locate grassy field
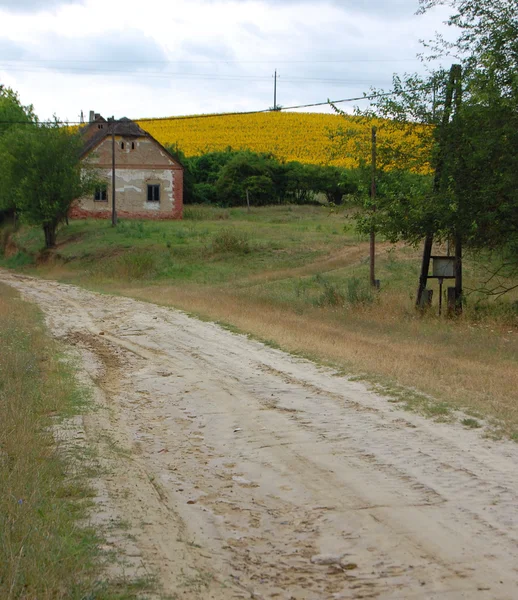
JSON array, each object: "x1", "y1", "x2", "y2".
[
  {"x1": 0, "y1": 284, "x2": 156, "y2": 599},
  {"x1": 2, "y1": 205, "x2": 518, "y2": 439}
]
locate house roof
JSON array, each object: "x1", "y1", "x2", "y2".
[{"x1": 80, "y1": 115, "x2": 183, "y2": 169}]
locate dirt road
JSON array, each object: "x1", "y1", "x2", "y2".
[{"x1": 3, "y1": 272, "x2": 518, "y2": 599}]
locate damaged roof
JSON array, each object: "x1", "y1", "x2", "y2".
[{"x1": 80, "y1": 116, "x2": 170, "y2": 160}]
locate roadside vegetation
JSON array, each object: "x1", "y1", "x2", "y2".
[
  {"x1": 0, "y1": 283, "x2": 97, "y2": 598},
  {"x1": 2, "y1": 206, "x2": 517, "y2": 439},
  {"x1": 0, "y1": 283, "x2": 155, "y2": 599}
]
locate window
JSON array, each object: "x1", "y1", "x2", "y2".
[
  {"x1": 147, "y1": 184, "x2": 160, "y2": 202},
  {"x1": 97, "y1": 124, "x2": 103, "y2": 129},
  {"x1": 121, "y1": 142, "x2": 125, "y2": 149},
  {"x1": 94, "y1": 185, "x2": 107, "y2": 201},
  {"x1": 131, "y1": 142, "x2": 135, "y2": 150}
]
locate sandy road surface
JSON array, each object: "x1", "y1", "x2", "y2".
[{"x1": 2, "y1": 272, "x2": 518, "y2": 599}]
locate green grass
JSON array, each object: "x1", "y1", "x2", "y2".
[
  {"x1": 0, "y1": 284, "x2": 156, "y2": 599},
  {"x1": 2, "y1": 204, "x2": 518, "y2": 438}
]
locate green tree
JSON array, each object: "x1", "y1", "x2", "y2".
[
  {"x1": 0, "y1": 124, "x2": 97, "y2": 248},
  {"x1": 0, "y1": 86, "x2": 35, "y2": 137},
  {"x1": 336, "y1": 0, "x2": 518, "y2": 266},
  {"x1": 0, "y1": 87, "x2": 36, "y2": 216}
]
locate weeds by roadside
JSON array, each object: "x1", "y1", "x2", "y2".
[
  {"x1": 0, "y1": 283, "x2": 99, "y2": 598},
  {"x1": 0, "y1": 284, "x2": 155, "y2": 599}
]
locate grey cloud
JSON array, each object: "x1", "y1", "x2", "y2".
[
  {"x1": 0, "y1": 0, "x2": 83, "y2": 13},
  {"x1": 0, "y1": 38, "x2": 29, "y2": 60},
  {"x1": 180, "y1": 40, "x2": 236, "y2": 62},
  {"x1": 203, "y1": 0, "x2": 419, "y2": 18},
  {"x1": 24, "y1": 31, "x2": 169, "y2": 73},
  {"x1": 1, "y1": 31, "x2": 172, "y2": 94}
]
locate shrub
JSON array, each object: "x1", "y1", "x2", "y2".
[
  {"x1": 4, "y1": 251, "x2": 34, "y2": 268},
  {"x1": 314, "y1": 275, "x2": 346, "y2": 307},
  {"x1": 346, "y1": 276, "x2": 375, "y2": 306},
  {"x1": 210, "y1": 228, "x2": 251, "y2": 254},
  {"x1": 314, "y1": 274, "x2": 375, "y2": 308}
]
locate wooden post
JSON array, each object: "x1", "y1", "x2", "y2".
[
  {"x1": 246, "y1": 189, "x2": 251, "y2": 213},
  {"x1": 455, "y1": 233, "x2": 463, "y2": 315},
  {"x1": 110, "y1": 117, "x2": 117, "y2": 227},
  {"x1": 416, "y1": 234, "x2": 434, "y2": 308},
  {"x1": 370, "y1": 125, "x2": 377, "y2": 287},
  {"x1": 415, "y1": 65, "x2": 462, "y2": 308}
]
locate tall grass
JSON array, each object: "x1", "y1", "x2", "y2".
[{"x1": 0, "y1": 284, "x2": 97, "y2": 599}]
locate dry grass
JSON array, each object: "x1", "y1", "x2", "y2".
[
  {"x1": 122, "y1": 283, "x2": 518, "y2": 437},
  {"x1": 0, "y1": 284, "x2": 156, "y2": 599},
  {"x1": 0, "y1": 284, "x2": 101, "y2": 599}
]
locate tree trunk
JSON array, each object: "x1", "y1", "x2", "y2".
[{"x1": 43, "y1": 223, "x2": 57, "y2": 249}]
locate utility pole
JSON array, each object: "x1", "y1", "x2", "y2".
[
  {"x1": 416, "y1": 64, "x2": 461, "y2": 308},
  {"x1": 452, "y1": 66, "x2": 463, "y2": 315},
  {"x1": 110, "y1": 117, "x2": 117, "y2": 227},
  {"x1": 370, "y1": 126, "x2": 377, "y2": 287},
  {"x1": 273, "y1": 70, "x2": 278, "y2": 110}
]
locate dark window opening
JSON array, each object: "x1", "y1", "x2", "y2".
[
  {"x1": 131, "y1": 142, "x2": 135, "y2": 150},
  {"x1": 147, "y1": 184, "x2": 160, "y2": 202},
  {"x1": 97, "y1": 124, "x2": 103, "y2": 129},
  {"x1": 94, "y1": 185, "x2": 108, "y2": 201},
  {"x1": 121, "y1": 141, "x2": 125, "y2": 149}
]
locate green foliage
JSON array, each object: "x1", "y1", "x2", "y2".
[
  {"x1": 0, "y1": 122, "x2": 98, "y2": 248},
  {"x1": 173, "y1": 148, "x2": 358, "y2": 207},
  {"x1": 0, "y1": 87, "x2": 36, "y2": 215},
  {"x1": 3, "y1": 251, "x2": 35, "y2": 268},
  {"x1": 336, "y1": 0, "x2": 518, "y2": 297},
  {"x1": 0, "y1": 86, "x2": 35, "y2": 138}
]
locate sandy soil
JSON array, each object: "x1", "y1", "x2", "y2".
[{"x1": 2, "y1": 271, "x2": 518, "y2": 600}]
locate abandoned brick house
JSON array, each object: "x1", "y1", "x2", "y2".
[{"x1": 70, "y1": 112, "x2": 183, "y2": 220}]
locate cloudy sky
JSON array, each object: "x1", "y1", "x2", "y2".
[{"x1": 0, "y1": 0, "x2": 453, "y2": 122}]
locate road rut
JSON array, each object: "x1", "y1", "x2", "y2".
[{"x1": 2, "y1": 272, "x2": 518, "y2": 599}]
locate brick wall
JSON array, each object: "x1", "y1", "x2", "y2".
[{"x1": 74, "y1": 135, "x2": 184, "y2": 220}]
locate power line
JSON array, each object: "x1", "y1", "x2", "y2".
[
  {"x1": 0, "y1": 86, "x2": 430, "y2": 126},
  {"x1": 1, "y1": 58, "x2": 423, "y2": 65},
  {"x1": 0, "y1": 64, "x2": 393, "y2": 85}
]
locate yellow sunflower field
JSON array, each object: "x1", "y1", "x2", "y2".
[{"x1": 136, "y1": 111, "x2": 431, "y2": 172}]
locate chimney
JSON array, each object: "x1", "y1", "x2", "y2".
[{"x1": 89, "y1": 110, "x2": 95, "y2": 123}]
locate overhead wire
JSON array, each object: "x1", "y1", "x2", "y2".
[{"x1": 0, "y1": 85, "x2": 431, "y2": 126}]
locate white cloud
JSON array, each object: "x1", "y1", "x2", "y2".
[{"x1": 0, "y1": 0, "x2": 452, "y2": 121}]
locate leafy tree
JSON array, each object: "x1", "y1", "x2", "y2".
[
  {"x1": 164, "y1": 144, "x2": 195, "y2": 204},
  {"x1": 215, "y1": 151, "x2": 279, "y2": 206},
  {"x1": 332, "y1": 0, "x2": 518, "y2": 283},
  {"x1": 0, "y1": 87, "x2": 36, "y2": 216},
  {"x1": 0, "y1": 124, "x2": 98, "y2": 248},
  {"x1": 0, "y1": 86, "x2": 35, "y2": 137}
]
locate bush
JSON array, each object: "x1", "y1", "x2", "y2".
[
  {"x1": 314, "y1": 274, "x2": 346, "y2": 307},
  {"x1": 4, "y1": 251, "x2": 34, "y2": 268},
  {"x1": 210, "y1": 228, "x2": 251, "y2": 254},
  {"x1": 314, "y1": 274, "x2": 375, "y2": 308},
  {"x1": 346, "y1": 276, "x2": 375, "y2": 306}
]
